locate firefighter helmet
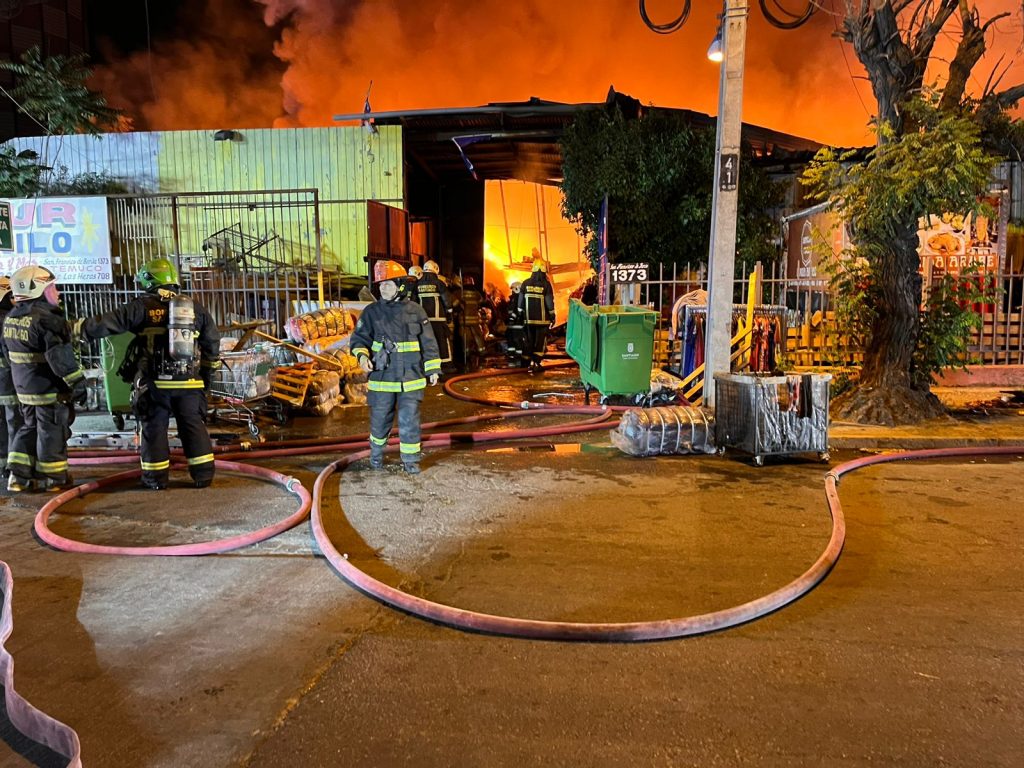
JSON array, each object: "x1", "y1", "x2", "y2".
[
  {"x1": 510, "y1": 280, "x2": 522, "y2": 292},
  {"x1": 373, "y1": 260, "x2": 407, "y2": 283},
  {"x1": 0, "y1": 276, "x2": 10, "y2": 302},
  {"x1": 408, "y1": 265, "x2": 424, "y2": 279},
  {"x1": 137, "y1": 258, "x2": 179, "y2": 291},
  {"x1": 11, "y1": 265, "x2": 56, "y2": 301},
  {"x1": 532, "y1": 258, "x2": 546, "y2": 273},
  {"x1": 423, "y1": 260, "x2": 440, "y2": 274}
]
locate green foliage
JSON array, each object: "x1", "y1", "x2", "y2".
[
  {"x1": 43, "y1": 167, "x2": 128, "y2": 195},
  {"x1": 0, "y1": 46, "x2": 126, "y2": 135},
  {"x1": 914, "y1": 269, "x2": 991, "y2": 387},
  {"x1": 803, "y1": 96, "x2": 997, "y2": 382},
  {"x1": 559, "y1": 107, "x2": 782, "y2": 269},
  {"x1": 0, "y1": 145, "x2": 46, "y2": 197}
]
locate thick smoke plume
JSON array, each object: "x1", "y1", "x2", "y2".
[{"x1": 96, "y1": 0, "x2": 1024, "y2": 148}]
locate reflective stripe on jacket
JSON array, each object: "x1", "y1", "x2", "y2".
[
  {"x1": 518, "y1": 272, "x2": 555, "y2": 325},
  {"x1": 0, "y1": 298, "x2": 83, "y2": 404},
  {"x1": 350, "y1": 298, "x2": 441, "y2": 392}
]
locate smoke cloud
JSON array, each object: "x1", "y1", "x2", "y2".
[{"x1": 95, "y1": 0, "x2": 1024, "y2": 148}]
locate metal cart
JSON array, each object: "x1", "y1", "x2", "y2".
[
  {"x1": 713, "y1": 372, "x2": 831, "y2": 465},
  {"x1": 208, "y1": 343, "x2": 283, "y2": 437}
]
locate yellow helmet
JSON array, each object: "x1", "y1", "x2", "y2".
[{"x1": 532, "y1": 258, "x2": 546, "y2": 273}]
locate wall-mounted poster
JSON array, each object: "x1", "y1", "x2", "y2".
[
  {"x1": 918, "y1": 191, "x2": 1008, "y2": 279},
  {"x1": 0, "y1": 196, "x2": 112, "y2": 284}
]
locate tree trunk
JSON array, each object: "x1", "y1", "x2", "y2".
[{"x1": 831, "y1": 222, "x2": 946, "y2": 425}]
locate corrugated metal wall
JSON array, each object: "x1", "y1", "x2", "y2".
[{"x1": 5, "y1": 126, "x2": 404, "y2": 275}]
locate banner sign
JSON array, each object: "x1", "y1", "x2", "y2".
[
  {"x1": 609, "y1": 262, "x2": 649, "y2": 283},
  {"x1": 918, "y1": 192, "x2": 1008, "y2": 279},
  {"x1": 785, "y1": 208, "x2": 848, "y2": 286},
  {"x1": 0, "y1": 196, "x2": 112, "y2": 284}
]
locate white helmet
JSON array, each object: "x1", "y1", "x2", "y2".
[
  {"x1": 423, "y1": 260, "x2": 440, "y2": 274},
  {"x1": 409, "y1": 265, "x2": 424, "y2": 279},
  {"x1": 12, "y1": 265, "x2": 56, "y2": 301},
  {"x1": 510, "y1": 280, "x2": 522, "y2": 292}
]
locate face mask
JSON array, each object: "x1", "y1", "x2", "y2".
[{"x1": 379, "y1": 280, "x2": 399, "y2": 301}]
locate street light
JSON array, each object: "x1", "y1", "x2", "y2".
[
  {"x1": 706, "y1": 23, "x2": 724, "y2": 62},
  {"x1": 702, "y1": 0, "x2": 749, "y2": 409}
]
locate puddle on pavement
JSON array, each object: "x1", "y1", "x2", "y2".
[{"x1": 485, "y1": 442, "x2": 614, "y2": 455}]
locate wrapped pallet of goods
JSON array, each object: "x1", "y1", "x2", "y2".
[
  {"x1": 303, "y1": 370, "x2": 342, "y2": 416},
  {"x1": 286, "y1": 307, "x2": 357, "y2": 344}
]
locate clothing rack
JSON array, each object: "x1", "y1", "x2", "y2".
[{"x1": 677, "y1": 304, "x2": 788, "y2": 379}]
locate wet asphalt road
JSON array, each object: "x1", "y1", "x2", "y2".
[{"x1": 0, "y1": 368, "x2": 1022, "y2": 767}]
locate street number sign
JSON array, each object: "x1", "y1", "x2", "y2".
[
  {"x1": 719, "y1": 153, "x2": 738, "y2": 191},
  {"x1": 609, "y1": 262, "x2": 649, "y2": 283}
]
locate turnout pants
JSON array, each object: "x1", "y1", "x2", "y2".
[
  {"x1": 367, "y1": 389, "x2": 424, "y2": 466},
  {"x1": 430, "y1": 320, "x2": 452, "y2": 364},
  {"x1": 0, "y1": 403, "x2": 24, "y2": 476},
  {"x1": 140, "y1": 386, "x2": 215, "y2": 486},
  {"x1": 506, "y1": 325, "x2": 525, "y2": 363},
  {"x1": 524, "y1": 325, "x2": 548, "y2": 365},
  {"x1": 9, "y1": 402, "x2": 72, "y2": 486}
]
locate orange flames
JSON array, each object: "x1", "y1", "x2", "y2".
[{"x1": 95, "y1": 1, "x2": 1024, "y2": 148}]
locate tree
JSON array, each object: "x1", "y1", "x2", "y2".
[
  {"x1": 0, "y1": 46, "x2": 126, "y2": 135},
  {"x1": 559, "y1": 106, "x2": 782, "y2": 271},
  {"x1": 810, "y1": 2, "x2": 1023, "y2": 425},
  {"x1": 0, "y1": 46, "x2": 128, "y2": 196}
]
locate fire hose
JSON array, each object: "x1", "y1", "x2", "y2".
[{"x1": 6, "y1": 359, "x2": 1024, "y2": 764}]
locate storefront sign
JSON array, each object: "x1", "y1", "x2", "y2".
[
  {"x1": 0, "y1": 202, "x2": 11, "y2": 251},
  {"x1": 918, "y1": 192, "x2": 1008, "y2": 279},
  {"x1": 609, "y1": 262, "x2": 649, "y2": 283},
  {"x1": 0, "y1": 196, "x2": 112, "y2": 284},
  {"x1": 785, "y1": 209, "x2": 848, "y2": 286}
]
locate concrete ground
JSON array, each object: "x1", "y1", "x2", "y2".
[{"x1": 1, "y1": 369, "x2": 1022, "y2": 767}]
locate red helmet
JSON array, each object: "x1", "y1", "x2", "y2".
[{"x1": 373, "y1": 260, "x2": 407, "y2": 282}]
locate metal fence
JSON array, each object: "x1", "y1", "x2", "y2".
[
  {"x1": 63, "y1": 189, "x2": 327, "y2": 367},
  {"x1": 631, "y1": 260, "x2": 1024, "y2": 370}
]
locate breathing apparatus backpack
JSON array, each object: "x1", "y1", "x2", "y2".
[{"x1": 117, "y1": 289, "x2": 199, "y2": 383}]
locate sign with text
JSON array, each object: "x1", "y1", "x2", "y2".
[
  {"x1": 918, "y1": 192, "x2": 1008, "y2": 279},
  {"x1": 785, "y1": 208, "x2": 849, "y2": 286},
  {"x1": 609, "y1": 262, "x2": 649, "y2": 283},
  {"x1": 719, "y1": 153, "x2": 738, "y2": 191},
  {"x1": 0, "y1": 196, "x2": 112, "y2": 284},
  {"x1": 0, "y1": 202, "x2": 11, "y2": 251}
]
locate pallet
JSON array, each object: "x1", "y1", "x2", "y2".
[{"x1": 270, "y1": 363, "x2": 315, "y2": 407}]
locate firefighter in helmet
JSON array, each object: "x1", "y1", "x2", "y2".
[
  {"x1": 78, "y1": 258, "x2": 221, "y2": 490},
  {"x1": 505, "y1": 280, "x2": 525, "y2": 368},
  {"x1": 413, "y1": 260, "x2": 453, "y2": 370},
  {"x1": 517, "y1": 255, "x2": 555, "y2": 373},
  {"x1": 350, "y1": 260, "x2": 441, "y2": 474},
  {"x1": 460, "y1": 275, "x2": 486, "y2": 367},
  {"x1": 1, "y1": 266, "x2": 86, "y2": 492},
  {"x1": 0, "y1": 276, "x2": 25, "y2": 480}
]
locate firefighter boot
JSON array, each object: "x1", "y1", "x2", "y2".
[{"x1": 402, "y1": 461, "x2": 421, "y2": 475}]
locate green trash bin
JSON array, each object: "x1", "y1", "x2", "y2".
[
  {"x1": 99, "y1": 332, "x2": 135, "y2": 430},
  {"x1": 566, "y1": 299, "x2": 657, "y2": 399}
]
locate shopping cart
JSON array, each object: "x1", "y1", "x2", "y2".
[{"x1": 208, "y1": 343, "x2": 284, "y2": 437}]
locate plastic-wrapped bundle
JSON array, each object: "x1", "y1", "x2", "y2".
[
  {"x1": 285, "y1": 307, "x2": 357, "y2": 344},
  {"x1": 611, "y1": 405, "x2": 716, "y2": 457}
]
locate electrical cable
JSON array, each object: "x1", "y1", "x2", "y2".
[
  {"x1": 638, "y1": 0, "x2": 691, "y2": 34},
  {"x1": 760, "y1": 0, "x2": 815, "y2": 29}
]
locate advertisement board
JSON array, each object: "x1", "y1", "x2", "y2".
[
  {"x1": 0, "y1": 196, "x2": 113, "y2": 284},
  {"x1": 917, "y1": 192, "x2": 1008, "y2": 279},
  {"x1": 785, "y1": 208, "x2": 848, "y2": 285}
]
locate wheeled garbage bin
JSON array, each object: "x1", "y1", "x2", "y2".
[
  {"x1": 100, "y1": 332, "x2": 135, "y2": 430},
  {"x1": 566, "y1": 299, "x2": 658, "y2": 402},
  {"x1": 713, "y1": 372, "x2": 831, "y2": 465}
]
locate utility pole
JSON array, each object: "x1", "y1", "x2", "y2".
[{"x1": 702, "y1": 0, "x2": 749, "y2": 408}]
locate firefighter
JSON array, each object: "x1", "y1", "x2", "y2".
[
  {"x1": 505, "y1": 280, "x2": 525, "y2": 368},
  {"x1": 407, "y1": 265, "x2": 423, "y2": 301},
  {"x1": 351, "y1": 260, "x2": 441, "y2": 474},
  {"x1": 1, "y1": 266, "x2": 86, "y2": 492},
  {"x1": 78, "y1": 258, "x2": 221, "y2": 490},
  {"x1": 414, "y1": 260, "x2": 453, "y2": 369},
  {"x1": 0, "y1": 276, "x2": 24, "y2": 481},
  {"x1": 517, "y1": 257, "x2": 555, "y2": 373},
  {"x1": 460, "y1": 275, "x2": 486, "y2": 367}
]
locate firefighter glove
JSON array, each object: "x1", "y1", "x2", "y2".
[
  {"x1": 358, "y1": 354, "x2": 374, "y2": 373},
  {"x1": 428, "y1": 373, "x2": 439, "y2": 386},
  {"x1": 72, "y1": 378, "x2": 88, "y2": 406}
]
